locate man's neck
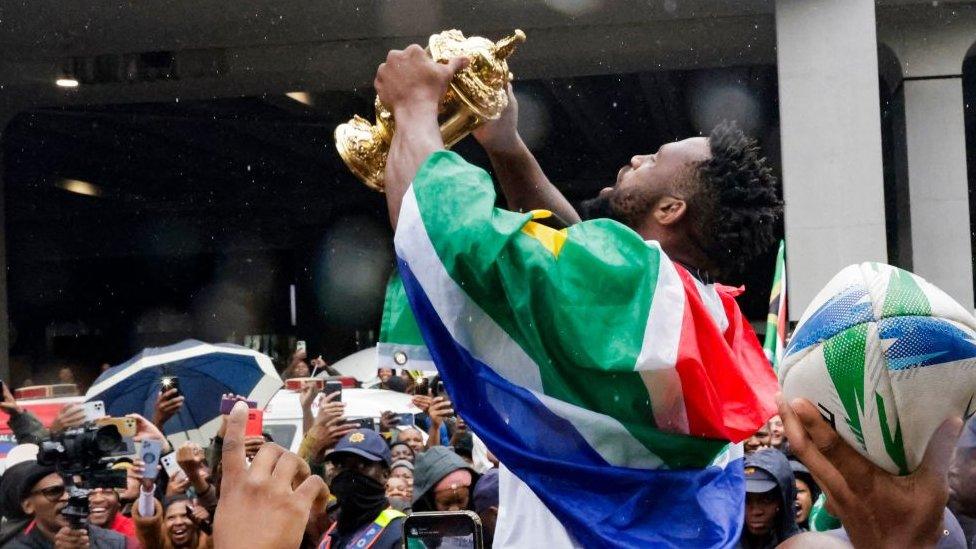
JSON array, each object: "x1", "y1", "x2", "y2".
[{"x1": 35, "y1": 520, "x2": 62, "y2": 542}]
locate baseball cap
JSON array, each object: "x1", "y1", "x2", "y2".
[
  {"x1": 744, "y1": 465, "x2": 778, "y2": 493},
  {"x1": 473, "y1": 468, "x2": 499, "y2": 513},
  {"x1": 326, "y1": 429, "x2": 392, "y2": 467}
]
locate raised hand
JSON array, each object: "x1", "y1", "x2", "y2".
[
  {"x1": 152, "y1": 388, "x2": 185, "y2": 428},
  {"x1": 127, "y1": 412, "x2": 172, "y2": 453},
  {"x1": 214, "y1": 402, "x2": 328, "y2": 549},
  {"x1": 428, "y1": 396, "x2": 454, "y2": 427},
  {"x1": 777, "y1": 394, "x2": 962, "y2": 548},
  {"x1": 0, "y1": 381, "x2": 22, "y2": 415},
  {"x1": 50, "y1": 403, "x2": 86, "y2": 433},
  {"x1": 374, "y1": 45, "x2": 469, "y2": 116}
]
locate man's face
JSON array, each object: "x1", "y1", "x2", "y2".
[
  {"x1": 745, "y1": 490, "x2": 780, "y2": 536},
  {"x1": 385, "y1": 476, "x2": 411, "y2": 500},
  {"x1": 600, "y1": 137, "x2": 710, "y2": 228},
  {"x1": 768, "y1": 415, "x2": 785, "y2": 448},
  {"x1": 331, "y1": 454, "x2": 388, "y2": 485},
  {"x1": 22, "y1": 473, "x2": 69, "y2": 532},
  {"x1": 391, "y1": 444, "x2": 414, "y2": 464},
  {"x1": 398, "y1": 429, "x2": 425, "y2": 454},
  {"x1": 164, "y1": 500, "x2": 197, "y2": 548},
  {"x1": 391, "y1": 465, "x2": 414, "y2": 485},
  {"x1": 745, "y1": 424, "x2": 771, "y2": 453},
  {"x1": 58, "y1": 368, "x2": 74, "y2": 383},
  {"x1": 88, "y1": 488, "x2": 121, "y2": 527},
  {"x1": 378, "y1": 368, "x2": 394, "y2": 382}
]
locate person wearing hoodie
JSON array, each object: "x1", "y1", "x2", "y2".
[
  {"x1": 411, "y1": 446, "x2": 479, "y2": 513},
  {"x1": 788, "y1": 459, "x2": 821, "y2": 532},
  {"x1": 737, "y1": 449, "x2": 800, "y2": 549}
]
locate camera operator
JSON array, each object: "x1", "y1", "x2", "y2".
[{"x1": 2, "y1": 457, "x2": 137, "y2": 548}]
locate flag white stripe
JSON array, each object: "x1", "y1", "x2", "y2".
[{"x1": 395, "y1": 185, "x2": 665, "y2": 469}]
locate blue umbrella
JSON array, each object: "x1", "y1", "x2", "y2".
[{"x1": 86, "y1": 339, "x2": 282, "y2": 446}]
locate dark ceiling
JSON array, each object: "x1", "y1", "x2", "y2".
[{"x1": 2, "y1": 65, "x2": 782, "y2": 376}]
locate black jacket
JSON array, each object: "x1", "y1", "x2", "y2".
[
  {"x1": 4, "y1": 523, "x2": 132, "y2": 548},
  {"x1": 737, "y1": 450, "x2": 801, "y2": 549}
]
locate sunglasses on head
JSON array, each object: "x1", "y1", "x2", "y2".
[{"x1": 30, "y1": 484, "x2": 66, "y2": 502}]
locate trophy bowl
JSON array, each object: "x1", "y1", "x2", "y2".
[{"x1": 334, "y1": 29, "x2": 526, "y2": 191}]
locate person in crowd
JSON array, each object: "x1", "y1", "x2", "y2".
[
  {"x1": 412, "y1": 446, "x2": 479, "y2": 513},
  {"x1": 88, "y1": 487, "x2": 138, "y2": 539},
  {"x1": 389, "y1": 441, "x2": 415, "y2": 464},
  {"x1": 3, "y1": 458, "x2": 137, "y2": 548},
  {"x1": 152, "y1": 387, "x2": 185, "y2": 430},
  {"x1": 738, "y1": 449, "x2": 800, "y2": 548},
  {"x1": 297, "y1": 390, "x2": 356, "y2": 466},
  {"x1": 423, "y1": 396, "x2": 454, "y2": 450},
  {"x1": 283, "y1": 349, "x2": 311, "y2": 380},
  {"x1": 949, "y1": 415, "x2": 976, "y2": 547},
  {"x1": 768, "y1": 415, "x2": 786, "y2": 449},
  {"x1": 745, "y1": 422, "x2": 772, "y2": 454},
  {"x1": 57, "y1": 367, "x2": 76, "y2": 386},
  {"x1": 385, "y1": 476, "x2": 412, "y2": 504},
  {"x1": 390, "y1": 459, "x2": 414, "y2": 485},
  {"x1": 377, "y1": 368, "x2": 395, "y2": 385},
  {"x1": 321, "y1": 429, "x2": 405, "y2": 549},
  {"x1": 381, "y1": 375, "x2": 407, "y2": 393},
  {"x1": 788, "y1": 459, "x2": 821, "y2": 531},
  {"x1": 133, "y1": 480, "x2": 212, "y2": 549},
  {"x1": 473, "y1": 468, "x2": 500, "y2": 548},
  {"x1": 394, "y1": 426, "x2": 425, "y2": 455}
]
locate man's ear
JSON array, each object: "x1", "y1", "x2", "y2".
[
  {"x1": 21, "y1": 498, "x2": 34, "y2": 516},
  {"x1": 653, "y1": 196, "x2": 687, "y2": 226}
]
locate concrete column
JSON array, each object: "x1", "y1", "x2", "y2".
[
  {"x1": 776, "y1": 0, "x2": 888, "y2": 319},
  {"x1": 902, "y1": 77, "x2": 973, "y2": 309}
]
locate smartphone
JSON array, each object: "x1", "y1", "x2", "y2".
[
  {"x1": 404, "y1": 511, "x2": 483, "y2": 548},
  {"x1": 437, "y1": 381, "x2": 446, "y2": 397},
  {"x1": 285, "y1": 377, "x2": 324, "y2": 391},
  {"x1": 83, "y1": 401, "x2": 107, "y2": 421},
  {"x1": 160, "y1": 376, "x2": 181, "y2": 397},
  {"x1": 323, "y1": 381, "x2": 343, "y2": 402},
  {"x1": 346, "y1": 417, "x2": 375, "y2": 431},
  {"x1": 219, "y1": 397, "x2": 258, "y2": 414},
  {"x1": 160, "y1": 452, "x2": 182, "y2": 478},
  {"x1": 95, "y1": 417, "x2": 137, "y2": 437},
  {"x1": 296, "y1": 340, "x2": 306, "y2": 353},
  {"x1": 140, "y1": 439, "x2": 163, "y2": 480},
  {"x1": 245, "y1": 409, "x2": 264, "y2": 437}
]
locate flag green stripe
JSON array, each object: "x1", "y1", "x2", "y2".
[{"x1": 408, "y1": 151, "x2": 725, "y2": 466}]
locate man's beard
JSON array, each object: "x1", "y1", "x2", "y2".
[{"x1": 578, "y1": 193, "x2": 622, "y2": 223}]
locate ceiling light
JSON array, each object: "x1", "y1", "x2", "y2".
[
  {"x1": 286, "y1": 91, "x2": 313, "y2": 106},
  {"x1": 56, "y1": 77, "x2": 79, "y2": 88},
  {"x1": 57, "y1": 178, "x2": 101, "y2": 197}
]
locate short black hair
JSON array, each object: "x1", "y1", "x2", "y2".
[{"x1": 694, "y1": 121, "x2": 782, "y2": 276}]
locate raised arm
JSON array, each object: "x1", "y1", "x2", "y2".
[
  {"x1": 473, "y1": 85, "x2": 581, "y2": 225},
  {"x1": 374, "y1": 45, "x2": 468, "y2": 229}
]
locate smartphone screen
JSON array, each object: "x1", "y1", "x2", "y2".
[
  {"x1": 323, "y1": 381, "x2": 342, "y2": 402},
  {"x1": 404, "y1": 511, "x2": 483, "y2": 548}
]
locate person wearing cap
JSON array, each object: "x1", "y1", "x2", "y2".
[
  {"x1": 473, "y1": 469, "x2": 499, "y2": 548},
  {"x1": 787, "y1": 458, "x2": 821, "y2": 532},
  {"x1": 3, "y1": 458, "x2": 136, "y2": 548},
  {"x1": 319, "y1": 429, "x2": 405, "y2": 549},
  {"x1": 412, "y1": 446, "x2": 479, "y2": 513},
  {"x1": 737, "y1": 449, "x2": 800, "y2": 549},
  {"x1": 950, "y1": 415, "x2": 976, "y2": 547}
]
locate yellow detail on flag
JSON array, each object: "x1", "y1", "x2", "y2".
[{"x1": 521, "y1": 210, "x2": 568, "y2": 258}]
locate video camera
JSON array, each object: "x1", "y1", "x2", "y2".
[{"x1": 37, "y1": 423, "x2": 128, "y2": 529}]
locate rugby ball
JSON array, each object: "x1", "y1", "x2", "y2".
[{"x1": 780, "y1": 263, "x2": 976, "y2": 474}]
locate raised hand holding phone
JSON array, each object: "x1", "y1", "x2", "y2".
[{"x1": 214, "y1": 401, "x2": 328, "y2": 549}]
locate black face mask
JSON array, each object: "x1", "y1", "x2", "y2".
[{"x1": 330, "y1": 470, "x2": 389, "y2": 534}]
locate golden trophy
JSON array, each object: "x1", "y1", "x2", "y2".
[{"x1": 334, "y1": 29, "x2": 526, "y2": 191}]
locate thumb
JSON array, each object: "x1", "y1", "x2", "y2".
[
  {"x1": 221, "y1": 401, "x2": 249, "y2": 481},
  {"x1": 444, "y1": 56, "x2": 470, "y2": 75},
  {"x1": 917, "y1": 415, "x2": 963, "y2": 480}
]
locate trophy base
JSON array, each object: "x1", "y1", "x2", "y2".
[{"x1": 335, "y1": 115, "x2": 389, "y2": 191}]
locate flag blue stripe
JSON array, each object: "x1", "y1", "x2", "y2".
[{"x1": 398, "y1": 256, "x2": 745, "y2": 548}]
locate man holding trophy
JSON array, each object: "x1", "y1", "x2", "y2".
[{"x1": 370, "y1": 35, "x2": 782, "y2": 547}]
